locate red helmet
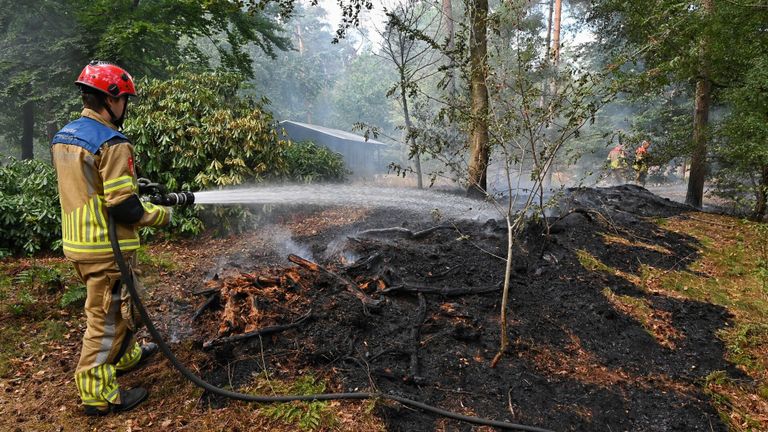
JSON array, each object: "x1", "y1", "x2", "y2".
[{"x1": 75, "y1": 61, "x2": 136, "y2": 97}]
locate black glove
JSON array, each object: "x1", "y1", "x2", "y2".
[{"x1": 137, "y1": 178, "x2": 163, "y2": 195}]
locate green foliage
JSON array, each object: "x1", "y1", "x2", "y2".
[
  {"x1": 0, "y1": 0, "x2": 291, "y2": 161},
  {"x1": 42, "y1": 319, "x2": 67, "y2": 341},
  {"x1": 76, "y1": 0, "x2": 290, "y2": 79},
  {"x1": 725, "y1": 323, "x2": 768, "y2": 373},
  {"x1": 0, "y1": 158, "x2": 62, "y2": 256},
  {"x1": 60, "y1": 285, "x2": 87, "y2": 309},
  {"x1": 713, "y1": 56, "x2": 768, "y2": 219},
  {"x1": 7, "y1": 289, "x2": 37, "y2": 316},
  {"x1": 259, "y1": 375, "x2": 336, "y2": 431},
  {"x1": 125, "y1": 68, "x2": 291, "y2": 235},
  {"x1": 324, "y1": 53, "x2": 397, "y2": 134},
  {"x1": 0, "y1": 0, "x2": 84, "y2": 154},
  {"x1": 14, "y1": 265, "x2": 63, "y2": 291},
  {"x1": 284, "y1": 141, "x2": 347, "y2": 183},
  {"x1": 754, "y1": 224, "x2": 768, "y2": 294}
]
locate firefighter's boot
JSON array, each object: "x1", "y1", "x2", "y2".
[{"x1": 83, "y1": 387, "x2": 148, "y2": 416}]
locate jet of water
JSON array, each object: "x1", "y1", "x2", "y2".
[{"x1": 193, "y1": 185, "x2": 497, "y2": 221}]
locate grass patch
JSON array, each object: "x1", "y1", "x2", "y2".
[
  {"x1": 0, "y1": 317, "x2": 71, "y2": 378},
  {"x1": 0, "y1": 325, "x2": 23, "y2": 377},
  {"x1": 719, "y1": 323, "x2": 768, "y2": 376},
  {"x1": 601, "y1": 287, "x2": 680, "y2": 349},
  {"x1": 576, "y1": 249, "x2": 612, "y2": 273},
  {"x1": 704, "y1": 370, "x2": 768, "y2": 431},
  {"x1": 659, "y1": 214, "x2": 768, "y2": 430},
  {"x1": 602, "y1": 233, "x2": 673, "y2": 255},
  {"x1": 136, "y1": 246, "x2": 178, "y2": 271}
]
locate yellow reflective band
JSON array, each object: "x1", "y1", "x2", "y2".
[
  {"x1": 153, "y1": 206, "x2": 166, "y2": 226},
  {"x1": 75, "y1": 207, "x2": 81, "y2": 243},
  {"x1": 104, "y1": 181, "x2": 134, "y2": 194},
  {"x1": 94, "y1": 197, "x2": 107, "y2": 243},
  {"x1": 68, "y1": 212, "x2": 74, "y2": 241},
  {"x1": 84, "y1": 203, "x2": 92, "y2": 243},
  {"x1": 103, "y1": 175, "x2": 133, "y2": 188},
  {"x1": 61, "y1": 212, "x2": 67, "y2": 241},
  {"x1": 63, "y1": 238, "x2": 140, "y2": 254}
]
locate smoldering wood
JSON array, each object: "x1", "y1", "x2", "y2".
[
  {"x1": 288, "y1": 254, "x2": 382, "y2": 309},
  {"x1": 344, "y1": 252, "x2": 382, "y2": 272},
  {"x1": 192, "y1": 292, "x2": 219, "y2": 321},
  {"x1": 192, "y1": 287, "x2": 220, "y2": 297},
  {"x1": 203, "y1": 309, "x2": 313, "y2": 349}
]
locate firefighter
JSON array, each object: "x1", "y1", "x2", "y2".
[
  {"x1": 606, "y1": 143, "x2": 628, "y2": 184},
  {"x1": 633, "y1": 140, "x2": 652, "y2": 187},
  {"x1": 50, "y1": 61, "x2": 173, "y2": 415}
]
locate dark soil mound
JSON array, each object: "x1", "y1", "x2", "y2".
[{"x1": 193, "y1": 186, "x2": 738, "y2": 431}]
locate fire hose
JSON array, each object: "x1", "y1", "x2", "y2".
[{"x1": 108, "y1": 192, "x2": 553, "y2": 432}]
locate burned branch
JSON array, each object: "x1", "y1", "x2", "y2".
[
  {"x1": 288, "y1": 254, "x2": 382, "y2": 309},
  {"x1": 381, "y1": 281, "x2": 503, "y2": 297},
  {"x1": 192, "y1": 292, "x2": 219, "y2": 322},
  {"x1": 354, "y1": 225, "x2": 453, "y2": 240},
  {"x1": 203, "y1": 309, "x2": 313, "y2": 349}
]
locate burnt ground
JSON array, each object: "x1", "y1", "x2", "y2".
[{"x1": 178, "y1": 185, "x2": 740, "y2": 431}]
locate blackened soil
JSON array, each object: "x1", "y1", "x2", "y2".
[{"x1": 196, "y1": 185, "x2": 739, "y2": 431}]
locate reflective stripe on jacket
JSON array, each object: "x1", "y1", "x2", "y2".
[{"x1": 51, "y1": 109, "x2": 171, "y2": 262}]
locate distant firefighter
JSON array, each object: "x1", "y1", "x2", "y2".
[
  {"x1": 633, "y1": 140, "x2": 651, "y2": 187},
  {"x1": 606, "y1": 143, "x2": 628, "y2": 184}
]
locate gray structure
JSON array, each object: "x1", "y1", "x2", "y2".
[{"x1": 279, "y1": 120, "x2": 387, "y2": 176}]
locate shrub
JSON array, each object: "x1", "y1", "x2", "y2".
[
  {"x1": 124, "y1": 68, "x2": 347, "y2": 235},
  {"x1": 0, "y1": 158, "x2": 61, "y2": 257},
  {"x1": 124, "y1": 68, "x2": 289, "y2": 235},
  {"x1": 284, "y1": 141, "x2": 348, "y2": 183}
]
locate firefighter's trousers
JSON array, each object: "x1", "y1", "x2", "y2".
[{"x1": 72, "y1": 259, "x2": 143, "y2": 407}]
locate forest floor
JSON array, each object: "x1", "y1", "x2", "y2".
[{"x1": 1, "y1": 185, "x2": 767, "y2": 432}]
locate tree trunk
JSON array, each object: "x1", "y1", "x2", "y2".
[
  {"x1": 685, "y1": 78, "x2": 710, "y2": 208},
  {"x1": 540, "y1": 0, "x2": 555, "y2": 108},
  {"x1": 685, "y1": 0, "x2": 713, "y2": 209},
  {"x1": 21, "y1": 101, "x2": 34, "y2": 160},
  {"x1": 466, "y1": 0, "x2": 489, "y2": 197},
  {"x1": 551, "y1": 0, "x2": 562, "y2": 64},
  {"x1": 296, "y1": 23, "x2": 304, "y2": 55},
  {"x1": 401, "y1": 82, "x2": 422, "y2": 189},
  {"x1": 542, "y1": 0, "x2": 562, "y2": 190},
  {"x1": 752, "y1": 165, "x2": 768, "y2": 221}
]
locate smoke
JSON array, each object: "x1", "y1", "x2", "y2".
[{"x1": 264, "y1": 225, "x2": 315, "y2": 262}]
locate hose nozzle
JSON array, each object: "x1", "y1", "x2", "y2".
[{"x1": 149, "y1": 191, "x2": 195, "y2": 207}]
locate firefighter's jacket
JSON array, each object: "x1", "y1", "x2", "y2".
[{"x1": 51, "y1": 109, "x2": 171, "y2": 262}]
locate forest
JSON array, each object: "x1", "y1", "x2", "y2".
[{"x1": 1, "y1": 1, "x2": 767, "y2": 431}]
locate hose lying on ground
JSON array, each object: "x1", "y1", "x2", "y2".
[{"x1": 108, "y1": 215, "x2": 553, "y2": 432}]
